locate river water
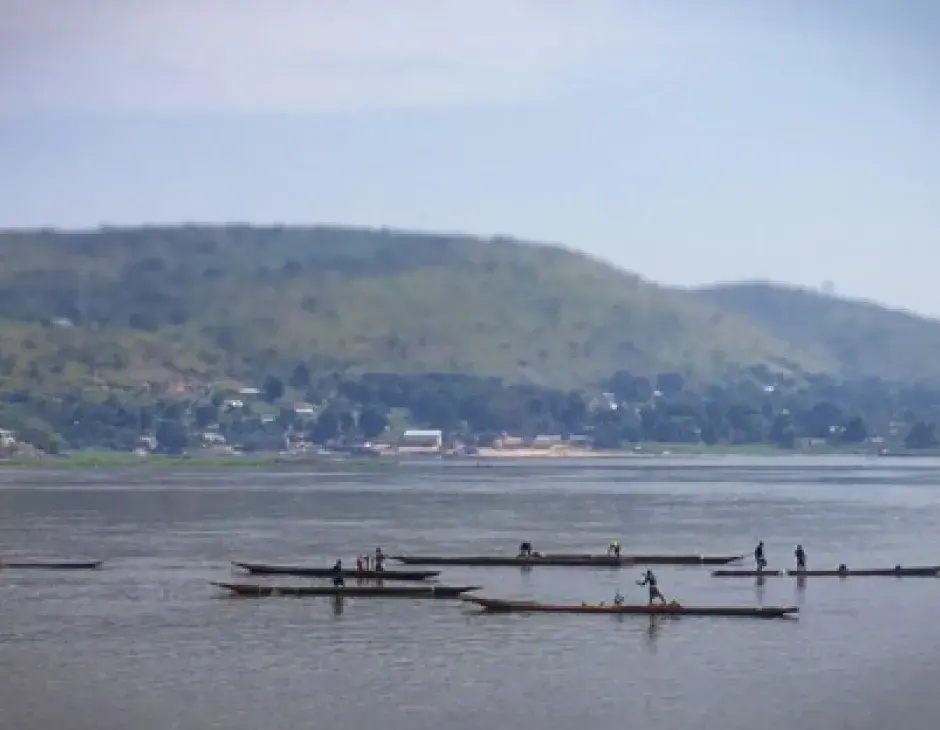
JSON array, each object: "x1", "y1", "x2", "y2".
[{"x1": 2, "y1": 455, "x2": 940, "y2": 730}]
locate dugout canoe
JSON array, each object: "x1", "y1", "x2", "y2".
[
  {"x1": 231, "y1": 561, "x2": 440, "y2": 581},
  {"x1": 392, "y1": 553, "x2": 744, "y2": 568},
  {"x1": 211, "y1": 581, "x2": 480, "y2": 598},
  {"x1": 786, "y1": 566, "x2": 940, "y2": 577},
  {"x1": 462, "y1": 597, "x2": 797, "y2": 618},
  {"x1": 711, "y1": 566, "x2": 940, "y2": 578},
  {"x1": 0, "y1": 560, "x2": 102, "y2": 570},
  {"x1": 711, "y1": 569, "x2": 785, "y2": 577}
]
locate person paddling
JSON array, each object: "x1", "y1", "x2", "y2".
[
  {"x1": 331, "y1": 559, "x2": 345, "y2": 587},
  {"x1": 794, "y1": 544, "x2": 806, "y2": 570},
  {"x1": 518, "y1": 541, "x2": 533, "y2": 557},
  {"x1": 374, "y1": 547, "x2": 385, "y2": 572},
  {"x1": 637, "y1": 569, "x2": 667, "y2": 605},
  {"x1": 607, "y1": 540, "x2": 621, "y2": 558},
  {"x1": 754, "y1": 541, "x2": 767, "y2": 571}
]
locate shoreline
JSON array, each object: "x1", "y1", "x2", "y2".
[{"x1": 0, "y1": 444, "x2": 925, "y2": 470}]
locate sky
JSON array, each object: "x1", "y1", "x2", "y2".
[{"x1": 2, "y1": 0, "x2": 940, "y2": 314}]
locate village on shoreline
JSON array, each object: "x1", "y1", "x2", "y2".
[{"x1": 4, "y1": 365, "x2": 940, "y2": 466}]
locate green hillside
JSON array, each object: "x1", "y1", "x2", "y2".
[
  {"x1": 692, "y1": 282, "x2": 940, "y2": 383},
  {"x1": 0, "y1": 226, "x2": 832, "y2": 392}
]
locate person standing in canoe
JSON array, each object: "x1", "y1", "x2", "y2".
[
  {"x1": 331, "y1": 559, "x2": 345, "y2": 587},
  {"x1": 607, "y1": 540, "x2": 621, "y2": 558},
  {"x1": 754, "y1": 541, "x2": 767, "y2": 571},
  {"x1": 374, "y1": 547, "x2": 385, "y2": 572},
  {"x1": 518, "y1": 541, "x2": 533, "y2": 557},
  {"x1": 637, "y1": 569, "x2": 667, "y2": 605},
  {"x1": 794, "y1": 544, "x2": 806, "y2": 570},
  {"x1": 355, "y1": 555, "x2": 364, "y2": 573}
]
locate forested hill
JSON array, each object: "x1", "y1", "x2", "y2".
[
  {"x1": 692, "y1": 282, "x2": 940, "y2": 384},
  {"x1": 0, "y1": 226, "x2": 832, "y2": 392}
]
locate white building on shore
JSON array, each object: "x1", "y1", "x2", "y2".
[{"x1": 399, "y1": 429, "x2": 443, "y2": 451}]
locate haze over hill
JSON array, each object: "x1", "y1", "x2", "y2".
[
  {"x1": 693, "y1": 282, "x2": 940, "y2": 384},
  {"x1": 0, "y1": 225, "x2": 831, "y2": 392},
  {"x1": 0, "y1": 224, "x2": 935, "y2": 394}
]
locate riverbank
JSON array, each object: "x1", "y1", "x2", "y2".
[
  {"x1": 0, "y1": 452, "x2": 354, "y2": 470},
  {"x1": 0, "y1": 442, "x2": 922, "y2": 469},
  {"x1": 473, "y1": 443, "x2": 884, "y2": 459},
  {"x1": 474, "y1": 447, "x2": 626, "y2": 459}
]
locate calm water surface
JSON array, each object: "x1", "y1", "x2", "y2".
[{"x1": 2, "y1": 455, "x2": 940, "y2": 729}]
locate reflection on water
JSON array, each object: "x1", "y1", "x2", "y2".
[
  {"x1": 2, "y1": 456, "x2": 940, "y2": 729},
  {"x1": 331, "y1": 594, "x2": 345, "y2": 616},
  {"x1": 754, "y1": 576, "x2": 767, "y2": 606}
]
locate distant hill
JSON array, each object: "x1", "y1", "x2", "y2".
[
  {"x1": 0, "y1": 226, "x2": 831, "y2": 393},
  {"x1": 692, "y1": 281, "x2": 940, "y2": 383}
]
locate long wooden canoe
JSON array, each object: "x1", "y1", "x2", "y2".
[
  {"x1": 549, "y1": 553, "x2": 746, "y2": 566},
  {"x1": 712, "y1": 566, "x2": 940, "y2": 578},
  {"x1": 712, "y1": 569, "x2": 784, "y2": 577},
  {"x1": 231, "y1": 561, "x2": 440, "y2": 581},
  {"x1": 463, "y1": 597, "x2": 798, "y2": 618},
  {"x1": 392, "y1": 553, "x2": 744, "y2": 567},
  {"x1": 0, "y1": 560, "x2": 103, "y2": 570},
  {"x1": 787, "y1": 566, "x2": 940, "y2": 577},
  {"x1": 211, "y1": 581, "x2": 480, "y2": 598}
]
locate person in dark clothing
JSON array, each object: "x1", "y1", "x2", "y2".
[
  {"x1": 794, "y1": 544, "x2": 806, "y2": 570},
  {"x1": 374, "y1": 547, "x2": 385, "y2": 572},
  {"x1": 331, "y1": 559, "x2": 345, "y2": 587},
  {"x1": 518, "y1": 541, "x2": 533, "y2": 557},
  {"x1": 754, "y1": 541, "x2": 767, "y2": 571},
  {"x1": 637, "y1": 569, "x2": 667, "y2": 605}
]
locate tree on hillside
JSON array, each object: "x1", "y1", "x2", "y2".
[
  {"x1": 768, "y1": 412, "x2": 796, "y2": 448},
  {"x1": 262, "y1": 375, "x2": 285, "y2": 403},
  {"x1": 309, "y1": 409, "x2": 341, "y2": 444},
  {"x1": 655, "y1": 372, "x2": 685, "y2": 396},
  {"x1": 358, "y1": 406, "x2": 389, "y2": 440},
  {"x1": 412, "y1": 392, "x2": 460, "y2": 432},
  {"x1": 193, "y1": 404, "x2": 219, "y2": 429},
  {"x1": 155, "y1": 419, "x2": 188, "y2": 454},
  {"x1": 338, "y1": 410, "x2": 356, "y2": 434},
  {"x1": 559, "y1": 392, "x2": 588, "y2": 434},
  {"x1": 288, "y1": 363, "x2": 311, "y2": 388},
  {"x1": 276, "y1": 406, "x2": 299, "y2": 431},
  {"x1": 904, "y1": 421, "x2": 937, "y2": 449},
  {"x1": 606, "y1": 371, "x2": 654, "y2": 403},
  {"x1": 725, "y1": 404, "x2": 763, "y2": 443},
  {"x1": 801, "y1": 401, "x2": 844, "y2": 438},
  {"x1": 17, "y1": 424, "x2": 61, "y2": 454},
  {"x1": 840, "y1": 416, "x2": 868, "y2": 444}
]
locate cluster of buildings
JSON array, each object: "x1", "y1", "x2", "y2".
[
  {"x1": 0, "y1": 428, "x2": 17, "y2": 451},
  {"x1": 122, "y1": 379, "x2": 600, "y2": 457},
  {"x1": 393, "y1": 430, "x2": 593, "y2": 456}
]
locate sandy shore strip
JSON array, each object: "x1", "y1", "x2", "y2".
[{"x1": 472, "y1": 447, "x2": 630, "y2": 459}]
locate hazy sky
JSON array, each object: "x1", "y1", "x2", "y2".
[{"x1": 2, "y1": 1, "x2": 939, "y2": 314}]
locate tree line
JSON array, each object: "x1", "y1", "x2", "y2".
[{"x1": 3, "y1": 368, "x2": 940, "y2": 454}]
